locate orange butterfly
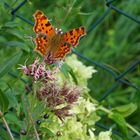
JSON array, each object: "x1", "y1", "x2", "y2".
[{"x1": 33, "y1": 10, "x2": 86, "y2": 62}]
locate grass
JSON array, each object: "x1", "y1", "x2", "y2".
[{"x1": 0, "y1": 0, "x2": 140, "y2": 139}]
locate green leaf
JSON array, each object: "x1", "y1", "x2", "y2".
[
  {"x1": 0, "y1": 125, "x2": 11, "y2": 140},
  {"x1": 69, "y1": 69, "x2": 78, "y2": 85},
  {"x1": 3, "y1": 41, "x2": 26, "y2": 48},
  {"x1": 21, "y1": 94, "x2": 29, "y2": 120},
  {"x1": 0, "y1": 51, "x2": 22, "y2": 79},
  {"x1": 0, "y1": 89, "x2": 9, "y2": 113},
  {"x1": 41, "y1": 127, "x2": 55, "y2": 137},
  {"x1": 109, "y1": 112, "x2": 130, "y2": 140},
  {"x1": 112, "y1": 103, "x2": 137, "y2": 117},
  {"x1": 4, "y1": 22, "x2": 19, "y2": 28},
  {"x1": 32, "y1": 102, "x2": 45, "y2": 120},
  {"x1": 61, "y1": 63, "x2": 71, "y2": 78},
  {"x1": 1, "y1": 41, "x2": 30, "y2": 52},
  {"x1": 20, "y1": 135, "x2": 29, "y2": 140},
  {"x1": 61, "y1": 63, "x2": 78, "y2": 84},
  {"x1": 5, "y1": 112, "x2": 22, "y2": 128},
  {"x1": 6, "y1": 89, "x2": 18, "y2": 108}
]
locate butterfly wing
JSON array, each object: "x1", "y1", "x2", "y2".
[
  {"x1": 33, "y1": 10, "x2": 55, "y2": 37},
  {"x1": 53, "y1": 43, "x2": 71, "y2": 60},
  {"x1": 33, "y1": 10, "x2": 56, "y2": 56},
  {"x1": 63, "y1": 26, "x2": 86, "y2": 47},
  {"x1": 53, "y1": 26, "x2": 86, "y2": 60},
  {"x1": 34, "y1": 35, "x2": 49, "y2": 56}
]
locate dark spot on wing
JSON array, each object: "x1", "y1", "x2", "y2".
[
  {"x1": 64, "y1": 43, "x2": 67, "y2": 46},
  {"x1": 42, "y1": 16, "x2": 46, "y2": 20},
  {"x1": 45, "y1": 22, "x2": 51, "y2": 27},
  {"x1": 49, "y1": 27, "x2": 53, "y2": 31},
  {"x1": 43, "y1": 36, "x2": 46, "y2": 40},
  {"x1": 76, "y1": 28, "x2": 79, "y2": 32},
  {"x1": 81, "y1": 27, "x2": 84, "y2": 30},
  {"x1": 70, "y1": 30, "x2": 73, "y2": 35}
]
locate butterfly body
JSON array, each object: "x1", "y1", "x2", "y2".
[
  {"x1": 33, "y1": 10, "x2": 86, "y2": 61},
  {"x1": 50, "y1": 33, "x2": 63, "y2": 50}
]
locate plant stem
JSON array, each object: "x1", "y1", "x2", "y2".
[
  {"x1": 22, "y1": 95, "x2": 40, "y2": 140},
  {"x1": 98, "y1": 106, "x2": 140, "y2": 137},
  {"x1": 63, "y1": 0, "x2": 76, "y2": 24},
  {"x1": 98, "y1": 106, "x2": 111, "y2": 114},
  {"x1": 0, "y1": 111, "x2": 14, "y2": 140},
  {"x1": 127, "y1": 123, "x2": 140, "y2": 137}
]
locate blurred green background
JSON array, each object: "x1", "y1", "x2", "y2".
[{"x1": 0, "y1": 0, "x2": 140, "y2": 139}]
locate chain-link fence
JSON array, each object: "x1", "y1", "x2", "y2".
[{"x1": 3, "y1": 0, "x2": 140, "y2": 138}]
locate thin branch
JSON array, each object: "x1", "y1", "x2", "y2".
[
  {"x1": 22, "y1": 95, "x2": 40, "y2": 140},
  {"x1": 0, "y1": 111, "x2": 15, "y2": 140},
  {"x1": 127, "y1": 123, "x2": 140, "y2": 137},
  {"x1": 63, "y1": 0, "x2": 77, "y2": 24}
]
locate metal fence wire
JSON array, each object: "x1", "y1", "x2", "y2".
[{"x1": 3, "y1": 0, "x2": 140, "y2": 138}]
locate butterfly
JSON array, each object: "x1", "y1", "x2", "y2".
[{"x1": 33, "y1": 10, "x2": 86, "y2": 63}]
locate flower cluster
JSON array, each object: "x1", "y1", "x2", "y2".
[
  {"x1": 66, "y1": 55, "x2": 97, "y2": 88},
  {"x1": 37, "y1": 81, "x2": 81, "y2": 121},
  {"x1": 19, "y1": 58, "x2": 81, "y2": 120},
  {"x1": 19, "y1": 58, "x2": 58, "y2": 82}
]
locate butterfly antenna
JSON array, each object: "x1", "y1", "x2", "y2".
[{"x1": 24, "y1": 34, "x2": 35, "y2": 46}]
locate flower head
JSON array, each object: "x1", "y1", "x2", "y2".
[
  {"x1": 19, "y1": 58, "x2": 58, "y2": 83},
  {"x1": 19, "y1": 58, "x2": 81, "y2": 121},
  {"x1": 37, "y1": 81, "x2": 81, "y2": 121}
]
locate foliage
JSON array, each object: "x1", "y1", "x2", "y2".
[{"x1": 0, "y1": 0, "x2": 140, "y2": 140}]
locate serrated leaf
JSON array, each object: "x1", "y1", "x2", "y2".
[
  {"x1": 0, "y1": 52, "x2": 22, "y2": 78},
  {"x1": 6, "y1": 89, "x2": 18, "y2": 108},
  {"x1": 69, "y1": 69, "x2": 78, "y2": 84},
  {"x1": 61, "y1": 63, "x2": 78, "y2": 84},
  {"x1": 0, "y1": 125, "x2": 10, "y2": 140},
  {"x1": 32, "y1": 102, "x2": 45, "y2": 120},
  {"x1": 21, "y1": 94, "x2": 29, "y2": 120},
  {"x1": 5, "y1": 112, "x2": 22, "y2": 128},
  {"x1": 41, "y1": 127, "x2": 55, "y2": 137},
  {"x1": 109, "y1": 112, "x2": 130, "y2": 140},
  {"x1": 3, "y1": 41, "x2": 26, "y2": 48},
  {"x1": 4, "y1": 22, "x2": 19, "y2": 28},
  {"x1": 0, "y1": 89, "x2": 9, "y2": 113},
  {"x1": 2, "y1": 41, "x2": 29, "y2": 52},
  {"x1": 112, "y1": 103, "x2": 137, "y2": 117},
  {"x1": 61, "y1": 63, "x2": 71, "y2": 78},
  {"x1": 20, "y1": 135, "x2": 29, "y2": 140}
]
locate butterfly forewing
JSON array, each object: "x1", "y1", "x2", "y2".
[
  {"x1": 33, "y1": 10, "x2": 56, "y2": 56},
  {"x1": 33, "y1": 10, "x2": 55, "y2": 38},
  {"x1": 63, "y1": 26, "x2": 86, "y2": 47}
]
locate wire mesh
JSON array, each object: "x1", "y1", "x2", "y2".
[{"x1": 3, "y1": 0, "x2": 140, "y2": 138}]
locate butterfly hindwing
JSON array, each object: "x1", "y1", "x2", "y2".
[
  {"x1": 33, "y1": 10, "x2": 55, "y2": 38},
  {"x1": 63, "y1": 26, "x2": 86, "y2": 47},
  {"x1": 54, "y1": 43, "x2": 71, "y2": 59},
  {"x1": 34, "y1": 34, "x2": 49, "y2": 56}
]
